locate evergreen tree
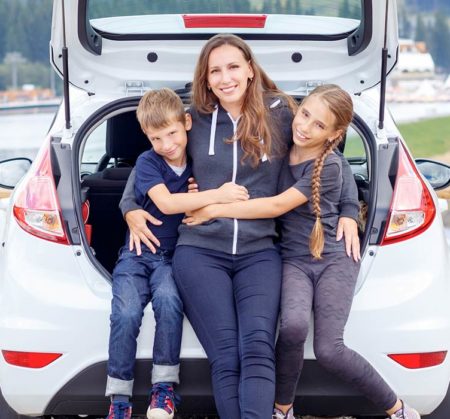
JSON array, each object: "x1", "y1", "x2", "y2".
[
  {"x1": 415, "y1": 14, "x2": 427, "y2": 43},
  {"x1": 21, "y1": 0, "x2": 52, "y2": 62},
  {"x1": 236, "y1": 0, "x2": 251, "y2": 13},
  {"x1": 350, "y1": 1, "x2": 361, "y2": 19},
  {"x1": 339, "y1": 0, "x2": 351, "y2": 17},
  {"x1": 5, "y1": 2, "x2": 28, "y2": 59},
  {"x1": 262, "y1": 0, "x2": 273, "y2": 14},
  {"x1": 429, "y1": 11, "x2": 450, "y2": 71},
  {"x1": 407, "y1": 0, "x2": 450, "y2": 13},
  {"x1": 0, "y1": 0, "x2": 7, "y2": 61},
  {"x1": 275, "y1": 0, "x2": 283, "y2": 14},
  {"x1": 295, "y1": 0, "x2": 303, "y2": 15},
  {"x1": 398, "y1": 7, "x2": 412, "y2": 39},
  {"x1": 286, "y1": 0, "x2": 294, "y2": 14}
]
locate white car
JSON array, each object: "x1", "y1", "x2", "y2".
[{"x1": 1, "y1": 1, "x2": 450, "y2": 418}]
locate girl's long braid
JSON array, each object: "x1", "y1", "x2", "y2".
[{"x1": 310, "y1": 135, "x2": 343, "y2": 259}]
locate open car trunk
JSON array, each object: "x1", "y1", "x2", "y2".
[{"x1": 50, "y1": 0, "x2": 400, "y2": 274}]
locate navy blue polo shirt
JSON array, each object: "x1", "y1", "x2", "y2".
[{"x1": 132, "y1": 149, "x2": 192, "y2": 251}]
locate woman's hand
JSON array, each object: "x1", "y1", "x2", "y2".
[
  {"x1": 336, "y1": 217, "x2": 361, "y2": 262},
  {"x1": 183, "y1": 206, "x2": 214, "y2": 226},
  {"x1": 188, "y1": 177, "x2": 199, "y2": 193},
  {"x1": 125, "y1": 209, "x2": 162, "y2": 255}
]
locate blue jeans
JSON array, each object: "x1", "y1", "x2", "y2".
[
  {"x1": 172, "y1": 245, "x2": 282, "y2": 419},
  {"x1": 106, "y1": 246, "x2": 183, "y2": 397}
]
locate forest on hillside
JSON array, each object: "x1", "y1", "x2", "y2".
[{"x1": 0, "y1": 0, "x2": 449, "y2": 91}]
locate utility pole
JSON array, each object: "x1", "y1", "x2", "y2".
[{"x1": 4, "y1": 52, "x2": 26, "y2": 90}]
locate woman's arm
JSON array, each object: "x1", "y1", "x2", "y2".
[
  {"x1": 183, "y1": 187, "x2": 307, "y2": 225},
  {"x1": 148, "y1": 182, "x2": 249, "y2": 215}
]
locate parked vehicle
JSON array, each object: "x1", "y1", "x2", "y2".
[{"x1": 1, "y1": 1, "x2": 450, "y2": 417}]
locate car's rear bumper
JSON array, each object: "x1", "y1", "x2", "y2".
[
  {"x1": 38, "y1": 359, "x2": 396, "y2": 417},
  {"x1": 1, "y1": 358, "x2": 433, "y2": 417}
]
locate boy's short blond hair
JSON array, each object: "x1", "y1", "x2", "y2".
[{"x1": 136, "y1": 88, "x2": 186, "y2": 132}]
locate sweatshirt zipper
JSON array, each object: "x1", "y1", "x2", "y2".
[{"x1": 229, "y1": 114, "x2": 240, "y2": 255}]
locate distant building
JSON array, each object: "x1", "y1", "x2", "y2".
[
  {"x1": 0, "y1": 87, "x2": 55, "y2": 104},
  {"x1": 393, "y1": 38, "x2": 435, "y2": 76},
  {"x1": 387, "y1": 39, "x2": 449, "y2": 102},
  {"x1": 445, "y1": 75, "x2": 450, "y2": 91}
]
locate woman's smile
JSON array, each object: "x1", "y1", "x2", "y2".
[{"x1": 207, "y1": 44, "x2": 254, "y2": 118}]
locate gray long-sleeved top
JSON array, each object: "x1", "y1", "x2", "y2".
[
  {"x1": 120, "y1": 98, "x2": 359, "y2": 255},
  {"x1": 279, "y1": 153, "x2": 347, "y2": 258}
]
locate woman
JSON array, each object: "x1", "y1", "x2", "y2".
[{"x1": 120, "y1": 34, "x2": 360, "y2": 419}]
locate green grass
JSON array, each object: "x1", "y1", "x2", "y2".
[
  {"x1": 397, "y1": 116, "x2": 450, "y2": 158},
  {"x1": 344, "y1": 115, "x2": 450, "y2": 159}
]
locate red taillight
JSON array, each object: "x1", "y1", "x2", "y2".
[
  {"x1": 12, "y1": 140, "x2": 69, "y2": 244},
  {"x1": 183, "y1": 14, "x2": 267, "y2": 28},
  {"x1": 2, "y1": 350, "x2": 62, "y2": 368},
  {"x1": 381, "y1": 141, "x2": 436, "y2": 245},
  {"x1": 388, "y1": 351, "x2": 447, "y2": 369}
]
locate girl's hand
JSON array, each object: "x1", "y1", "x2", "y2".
[
  {"x1": 188, "y1": 177, "x2": 199, "y2": 193},
  {"x1": 125, "y1": 209, "x2": 162, "y2": 255},
  {"x1": 336, "y1": 217, "x2": 361, "y2": 262},
  {"x1": 183, "y1": 207, "x2": 214, "y2": 226},
  {"x1": 217, "y1": 182, "x2": 249, "y2": 203}
]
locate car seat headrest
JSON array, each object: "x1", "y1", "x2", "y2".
[{"x1": 106, "y1": 111, "x2": 150, "y2": 160}]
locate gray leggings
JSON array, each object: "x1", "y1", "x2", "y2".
[{"x1": 275, "y1": 253, "x2": 397, "y2": 411}]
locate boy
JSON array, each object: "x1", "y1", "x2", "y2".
[{"x1": 106, "y1": 88, "x2": 249, "y2": 419}]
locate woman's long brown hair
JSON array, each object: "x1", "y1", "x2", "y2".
[
  {"x1": 307, "y1": 84, "x2": 354, "y2": 259},
  {"x1": 192, "y1": 33, "x2": 296, "y2": 166}
]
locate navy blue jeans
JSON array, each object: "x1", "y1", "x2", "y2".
[
  {"x1": 106, "y1": 246, "x2": 183, "y2": 397},
  {"x1": 172, "y1": 245, "x2": 282, "y2": 419}
]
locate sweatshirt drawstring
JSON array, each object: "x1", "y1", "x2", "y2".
[
  {"x1": 259, "y1": 99, "x2": 279, "y2": 162},
  {"x1": 208, "y1": 105, "x2": 218, "y2": 156},
  {"x1": 260, "y1": 138, "x2": 268, "y2": 162}
]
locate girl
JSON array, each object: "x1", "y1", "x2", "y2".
[
  {"x1": 183, "y1": 84, "x2": 420, "y2": 419},
  {"x1": 120, "y1": 35, "x2": 361, "y2": 419}
]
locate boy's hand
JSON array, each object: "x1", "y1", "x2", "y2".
[
  {"x1": 217, "y1": 182, "x2": 249, "y2": 203},
  {"x1": 125, "y1": 209, "x2": 162, "y2": 255},
  {"x1": 183, "y1": 206, "x2": 213, "y2": 226},
  {"x1": 187, "y1": 177, "x2": 199, "y2": 193}
]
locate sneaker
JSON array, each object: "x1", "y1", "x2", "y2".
[
  {"x1": 273, "y1": 406, "x2": 295, "y2": 419},
  {"x1": 391, "y1": 400, "x2": 421, "y2": 419},
  {"x1": 147, "y1": 383, "x2": 180, "y2": 419},
  {"x1": 106, "y1": 401, "x2": 132, "y2": 419}
]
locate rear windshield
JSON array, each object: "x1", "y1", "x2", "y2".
[{"x1": 88, "y1": 0, "x2": 362, "y2": 34}]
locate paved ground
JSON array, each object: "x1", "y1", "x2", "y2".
[
  {"x1": 301, "y1": 416, "x2": 357, "y2": 419},
  {"x1": 172, "y1": 416, "x2": 361, "y2": 419}
]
